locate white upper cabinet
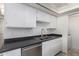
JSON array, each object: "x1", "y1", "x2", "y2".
[
  {"x1": 36, "y1": 10, "x2": 50, "y2": 23},
  {"x1": 47, "y1": 15, "x2": 56, "y2": 28},
  {"x1": 36, "y1": 10, "x2": 56, "y2": 28},
  {"x1": 5, "y1": 3, "x2": 56, "y2": 28},
  {"x1": 5, "y1": 3, "x2": 36, "y2": 28}
]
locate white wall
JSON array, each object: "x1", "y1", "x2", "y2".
[
  {"x1": 69, "y1": 14, "x2": 79, "y2": 50},
  {"x1": 56, "y1": 15, "x2": 68, "y2": 53}
]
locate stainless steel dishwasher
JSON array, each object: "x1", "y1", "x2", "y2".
[{"x1": 21, "y1": 43, "x2": 42, "y2": 56}]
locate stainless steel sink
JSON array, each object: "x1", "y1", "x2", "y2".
[{"x1": 39, "y1": 36, "x2": 57, "y2": 40}]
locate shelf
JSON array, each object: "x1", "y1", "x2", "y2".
[
  {"x1": 46, "y1": 27, "x2": 56, "y2": 29},
  {"x1": 36, "y1": 19, "x2": 50, "y2": 23},
  {"x1": 6, "y1": 26, "x2": 34, "y2": 29}
]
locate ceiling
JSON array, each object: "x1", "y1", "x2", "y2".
[
  {"x1": 40, "y1": 3, "x2": 79, "y2": 15},
  {"x1": 1, "y1": 3, "x2": 79, "y2": 16}
]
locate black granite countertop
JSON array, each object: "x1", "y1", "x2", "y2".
[{"x1": 0, "y1": 34, "x2": 62, "y2": 53}]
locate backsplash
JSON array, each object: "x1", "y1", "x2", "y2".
[{"x1": 4, "y1": 27, "x2": 56, "y2": 39}]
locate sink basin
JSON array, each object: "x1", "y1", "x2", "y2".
[
  {"x1": 33, "y1": 36, "x2": 58, "y2": 41},
  {"x1": 39, "y1": 36, "x2": 57, "y2": 40}
]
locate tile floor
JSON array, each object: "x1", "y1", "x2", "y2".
[{"x1": 57, "y1": 49, "x2": 79, "y2": 56}]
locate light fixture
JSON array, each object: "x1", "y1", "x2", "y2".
[
  {"x1": 1, "y1": 8, "x2": 4, "y2": 15},
  {"x1": 0, "y1": 3, "x2": 4, "y2": 15}
]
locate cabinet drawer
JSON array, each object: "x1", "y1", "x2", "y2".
[
  {"x1": 42, "y1": 38, "x2": 61, "y2": 47},
  {"x1": 3, "y1": 48, "x2": 21, "y2": 56}
]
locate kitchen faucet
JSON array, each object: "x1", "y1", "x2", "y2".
[{"x1": 41, "y1": 28, "x2": 48, "y2": 39}]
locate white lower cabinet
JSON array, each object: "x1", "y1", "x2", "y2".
[
  {"x1": 0, "y1": 53, "x2": 3, "y2": 56},
  {"x1": 1, "y1": 48, "x2": 21, "y2": 56},
  {"x1": 42, "y1": 38, "x2": 62, "y2": 56}
]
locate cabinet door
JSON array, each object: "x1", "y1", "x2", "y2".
[
  {"x1": 36, "y1": 10, "x2": 50, "y2": 22},
  {"x1": 47, "y1": 15, "x2": 56, "y2": 28},
  {"x1": 0, "y1": 53, "x2": 3, "y2": 56},
  {"x1": 3, "y1": 48, "x2": 21, "y2": 56},
  {"x1": 36, "y1": 10, "x2": 56, "y2": 28},
  {"x1": 42, "y1": 38, "x2": 62, "y2": 56},
  {"x1": 5, "y1": 3, "x2": 36, "y2": 28}
]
